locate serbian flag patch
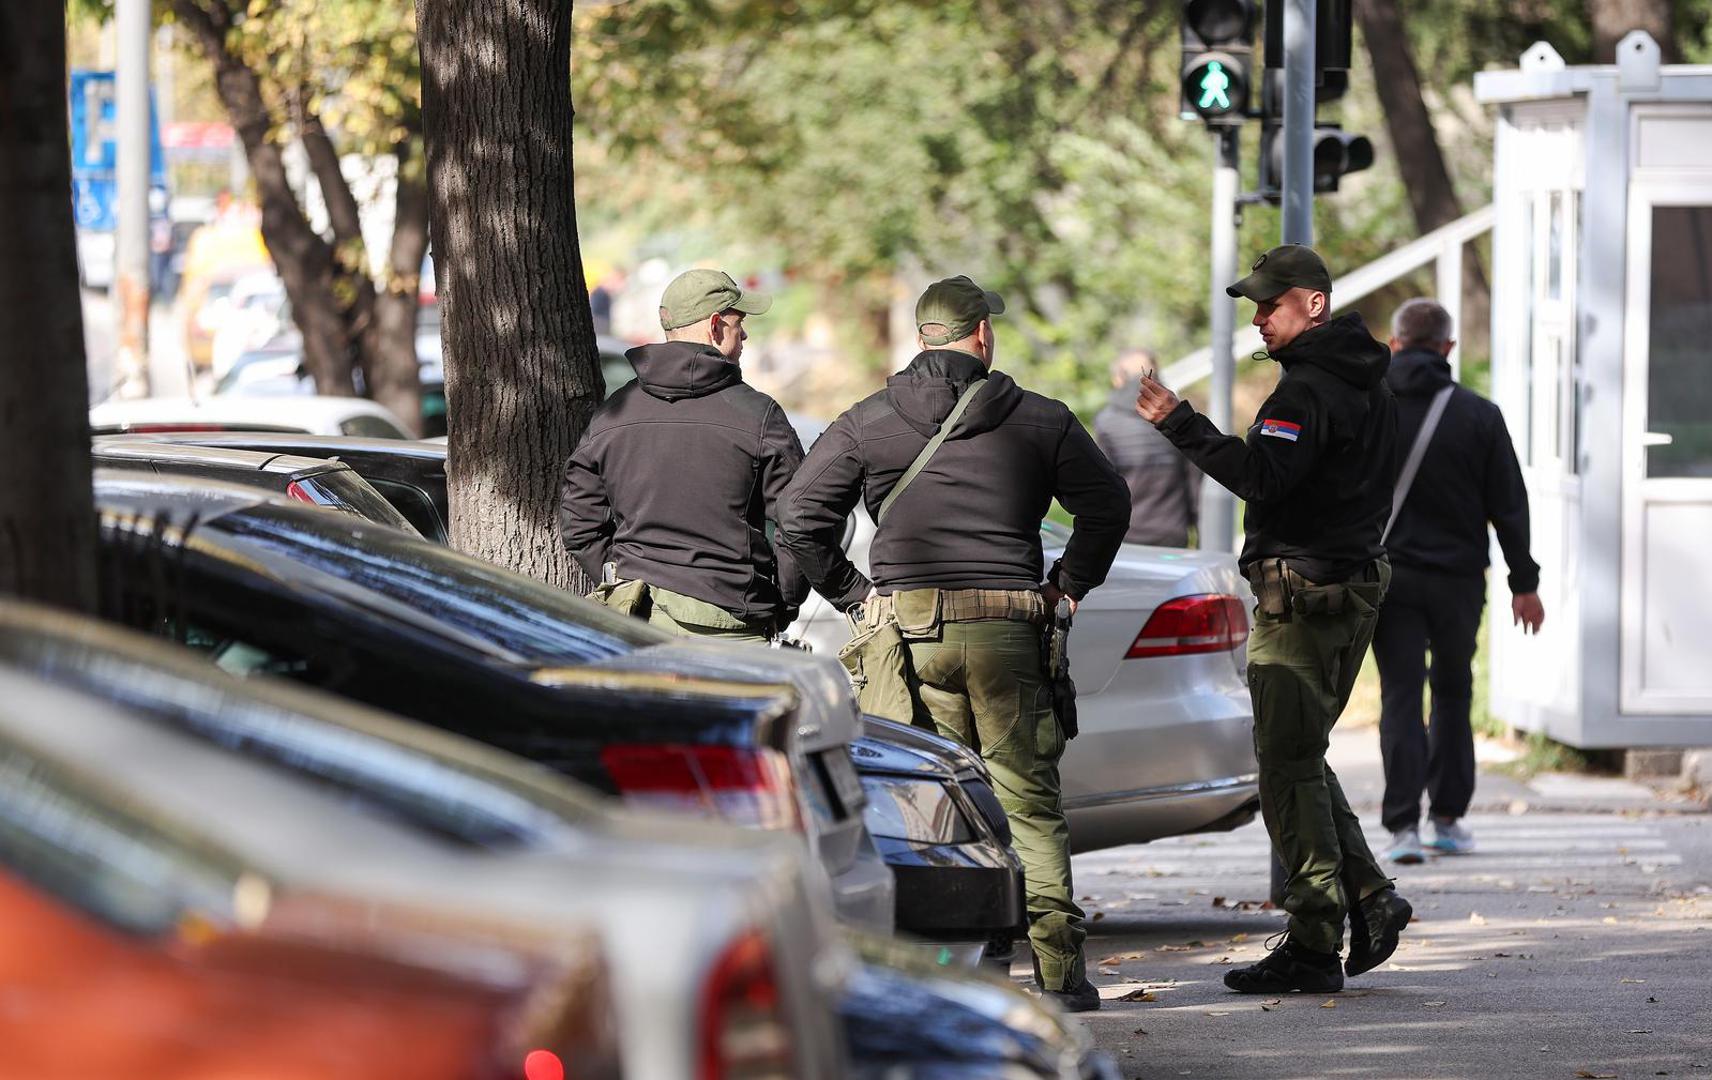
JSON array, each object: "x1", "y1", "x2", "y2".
[{"x1": 1259, "y1": 418, "x2": 1302, "y2": 442}]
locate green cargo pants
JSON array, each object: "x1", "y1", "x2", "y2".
[
  {"x1": 595, "y1": 580, "x2": 773, "y2": 646},
  {"x1": 903, "y1": 616, "x2": 1085, "y2": 991},
  {"x1": 1247, "y1": 559, "x2": 1394, "y2": 955}
]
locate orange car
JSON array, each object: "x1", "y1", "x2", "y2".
[{"x1": 0, "y1": 667, "x2": 621, "y2": 1080}]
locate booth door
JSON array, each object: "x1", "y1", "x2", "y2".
[{"x1": 1621, "y1": 192, "x2": 1712, "y2": 713}]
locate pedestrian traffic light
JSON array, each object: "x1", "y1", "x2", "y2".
[
  {"x1": 1258, "y1": 122, "x2": 1374, "y2": 196},
  {"x1": 1180, "y1": 0, "x2": 1256, "y2": 125}
]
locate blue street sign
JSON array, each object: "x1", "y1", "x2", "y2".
[{"x1": 68, "y1": 69, "x2": 167, "y2": 232}]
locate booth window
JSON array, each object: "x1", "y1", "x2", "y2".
[
  {"x1": 1524, "y1": 187, "x2": 1580, "y2": 475},
  {"x1": 1646, "y1": 205, "x2": 1712, "y2": 478}
]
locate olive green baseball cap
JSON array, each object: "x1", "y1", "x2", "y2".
[
  {"x1": 915, "y1": 275, "x2": 1005, "y2": 346},
  {"x1": 1226, "y1": 244, "x2": 1333, "y2": 301},
  {"x1": 658, "y1": 268, "x2": 771, "y2": 331}
]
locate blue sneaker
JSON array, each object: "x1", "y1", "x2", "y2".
[
  {"x1": 1383, "y1": 827, "x2": 1425, "y2": 864},
  {"x1": 1425, "y1": 817, "x2": 1476, "y2": 854}
]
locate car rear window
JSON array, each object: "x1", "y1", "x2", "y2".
[
  {"x1": 211, "y1": 504, "x2": 669, "y2": 664},
  {"x1": 300, "y1": 471, "x2": 423, "y2": 536}
]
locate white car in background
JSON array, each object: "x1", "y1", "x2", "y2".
[
  {"x1": 90, "y1": 394, "x2": 412, "y2": 439},
  {"x1": 787, "y1": 416, "x2": 1259, "y2": 853},
  {"x1": 209, "y1": 271, "x2": 290, "y2": 381}
]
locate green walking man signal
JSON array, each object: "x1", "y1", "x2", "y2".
[
  {"x1": 1179, "y1": 0, "x2": 1254, "y2": 124},
  {"x1": 1198, "y1": 61, "x2": 1233, "y2": 111}
]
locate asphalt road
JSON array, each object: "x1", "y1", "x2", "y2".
[{"x1": 1045, "y1": 729, "x2": 1712, "y2": 1080}]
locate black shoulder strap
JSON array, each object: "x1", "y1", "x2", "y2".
[{"x1": 877, "y1": 379, "x2": 986, "y2": 525}]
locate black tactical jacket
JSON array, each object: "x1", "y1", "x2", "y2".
[
  {"x1": 1158, "y1": 313, "x2": 1397, "y2": 584},
  {"x1": 559, "y1": 341, "x2": 807, "y2": 622},
  {"x1": 1382, "y1": 347, "x2": 1540, "y2": 594},
  {"x1": 776, "y1": 350, "x2": 1130, "y2": 610}
]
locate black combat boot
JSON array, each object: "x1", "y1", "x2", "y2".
[
  {"x1": 1041, "y1": 977, "x2": 1102, "y2": 1013},
  {"x1": 1223, "y1": 935, "x2": 1344, "y2": 994},
  {"x1": 1345, "y1": 886, "x2": 1414, "y2": 977}
]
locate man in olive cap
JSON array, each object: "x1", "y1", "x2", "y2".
[
  {"x1": 560, "y1": 268, "x2": 806, "y2": 643},
  {"x1": 778, "y1": 275, "x2": 1131, "y2": 1011},
  {"x1": 1134, "y1": 244, "x2": 1414, "y2": 995}
]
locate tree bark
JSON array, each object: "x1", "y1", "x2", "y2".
[
  {"x1": 364, "y1": 138, "x2": 429, "y2": 437},
  {"x1": 0, "y1": 0, "x2": 97, "y2": 612},
  {"x1": 1354, "y1": 0, "x2": 1491, "y2": 348},
  {"x1": 171, "y1": 0, "x2": 358, "y2": 396},
  {"x1": 1589, "y1": 0, "x2": 1677, "y2": 63},
  {"x1": 417, "y1": 0, "x2": 601, "y2": 588}
]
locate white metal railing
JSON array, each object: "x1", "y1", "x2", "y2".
[{"x1": 1160, "y1": 203, "x2": 1496, "y2": 387}]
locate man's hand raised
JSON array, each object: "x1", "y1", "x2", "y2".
[{"x1": 1135, "y1": 372, "x2": 1180, "y2": 425}]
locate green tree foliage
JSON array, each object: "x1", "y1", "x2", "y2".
[{"x1": 573, "y1": 0, "x2": 1708, "y2": 411}]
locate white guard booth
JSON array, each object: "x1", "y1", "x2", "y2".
[{"x1": 1475, "y1": 33, "x2": 1712, "y2": 749}]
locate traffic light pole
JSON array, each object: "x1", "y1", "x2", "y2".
[
  {"x1": 1280, "y1": 0, "x2": 1317, "y2": 245},
  {"x1": 1201, "y1": 126, "x2": 1240, "y2": 554}
]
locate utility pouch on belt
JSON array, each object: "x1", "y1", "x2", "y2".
[
  {"x1": 1284, "y1": 566, "x2": 1346, "y2": 617},
  {"x1": 892, "y1": 588, "x2": 943, "y2": 639},
  {"x1": 1248, "y1": 559, "x2": 1292, "y2": 618},
  {"x1": 594, "y1": 578, "x2": 652, "y2": 619},
  {"x1": 837, "y1": 596, "x2": 915, "y2": 723}
]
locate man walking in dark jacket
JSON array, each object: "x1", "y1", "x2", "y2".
[
  {"x1": 1135, "y1": 245, "x2": 1413, "y2": 995},
  {"x1": 559, "y1": 268, "x2": 806, "y2": 643},
  {"x1": 777, "y1": 275, "x2": 1130, "y2": 1011},
  {"x1": 1374, "y1": 298, "x2": 1545, "y2": 864},
  {"x1": 1094, "y1": 348, "x2": 1201, "y2": 547}
]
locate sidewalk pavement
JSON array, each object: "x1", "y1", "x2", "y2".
[
  {"x1": 1067, "y1": 724, "x2": 1711, "y2": 1080},
  {"x1": 1326, "y1": 723, "x2": 1705, "y2": 817}
]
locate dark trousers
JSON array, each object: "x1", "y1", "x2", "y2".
[{"x1": 1371, "y1": 565, "x2": 1486, "y2": 833}]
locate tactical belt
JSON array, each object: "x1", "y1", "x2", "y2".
[
  {"x1": 891, "y1": 586, "x2": 1047, "y2": 628},
  {"x1": 1245, "y1": 558, "x2": 1386, "y2": 619}
]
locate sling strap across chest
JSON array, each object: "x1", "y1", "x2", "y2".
[
  {"x1": 877, "y1": 378, "x2": 987, "y2": 524},
  {"x1": 1382, "y1": 383, "x2": 1456, "y2": 545}
]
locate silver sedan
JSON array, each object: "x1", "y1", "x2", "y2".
[{"x1": 786, "y1": 478, "x2": 1259, "y2": 854}]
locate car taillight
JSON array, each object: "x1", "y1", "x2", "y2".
[
  {"x1": 1125, "y1": 594, "x2": 1248, "y2": 659},
  {"x1": 599, "y1": 744, "x2": 802, "y2": 831},
  {"x1": 698, "y1": 931, "x2": 794, "y2": 1080},
  {"x1": 522, "y1": 1050, "x2": 564, "y2": 1080},
  {"x1": 284, "y1": 480, "x2": 317, "y2": 504}
]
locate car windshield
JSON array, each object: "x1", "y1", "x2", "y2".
[{"x1": 210, "y1": 503, "x2": 668, "y2": 664}]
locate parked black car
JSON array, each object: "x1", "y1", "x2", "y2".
[
  {"x1": 92, "y1": 469, "x2": 895, "y2": 931},
  {"x1": 90, "y1": 439, "x2": 420, "y2": 535},
  {"x1": 94, "y1": 443, "x2": 1028, "y2": 949}
]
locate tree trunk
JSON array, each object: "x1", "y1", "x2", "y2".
[
  {"x1": 1354, "y1": 0, "x2": 1491, "y2": 350},
  {"x1": 0, "y1": 0, "x2": 97, "y2": 612},
  {"x1": 1589, "y1": 0, "x2": 1677, "y2": 62},
  {"x1": 301, "y1": 110, "x2": 381, "y2": 381},
  {"x1": 417, "y1": 0, "x2": 602, "y2": 589},
  {"x1": 171, "y1": 0, "x2": 358, "y2": 396},
  {"x1": 364, "y1": 138, "x2": 429, "y2": 437}
]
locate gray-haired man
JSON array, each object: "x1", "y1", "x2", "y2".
[
  {"x1": 1093, "y1": 348, "x2": 1201, "y2": 547},
  {"x1": 1373, "y1": 298, "x2": 1543, "y2": 864}
]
